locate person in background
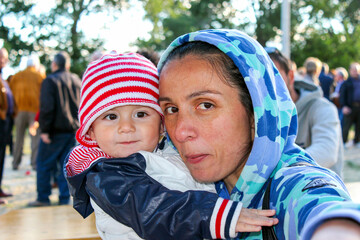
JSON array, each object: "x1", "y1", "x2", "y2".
[
  {"x1": 340, "y1": 62, "x2": 360, "y2": 148},
  {"x1": 5, "y1": 74, "x2": 14, "y2": 156},
  {"x1": 331, "y1": 67, "x2": 348, "y2": 125},
  {"x1": 266, "y1": 47, "x2": 344, "y2": 178},
  {"x1": 9, "y1": 55, "x2": 44, "y2": 170},
  {"x1": 28, "y1": 63, "x2": 47, "y2": 141},
  {"x1": 297, "y1": 66, "x2": 306, "y2": 78},
  {"x1": 37, "y1": 64, "x2": 47, "y2": 79},
  {"x1": 319, "y1": 62, "x2": 335, "y2": 100},
  {"x1": 0, "y1": 48, "x2": 14, "y2": 204},
  {"x1": 303, "y1": 57, "x2": 322, "y2": 86},
  {"x1": 27, "y1": 51, "x2": 81, "y2": 207}
]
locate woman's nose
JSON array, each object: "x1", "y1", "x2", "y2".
[{"x1": 173, "y1": 112, "x2": 197, "y2": 142}]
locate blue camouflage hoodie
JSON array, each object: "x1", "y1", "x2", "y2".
[
  {"x1": 159, "y1": 29, "x2": 360, "y2": 239},
  {"x1": 65, "y1": 29, "x2": 360, "y2": 240}
]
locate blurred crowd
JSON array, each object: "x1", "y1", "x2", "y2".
[{"x1": 0, "y1": 45, "x2": 359, "y2": 206}]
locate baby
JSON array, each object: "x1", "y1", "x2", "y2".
[{"x1": 65, "y1": 52, "x2": 278, "y2": 239}]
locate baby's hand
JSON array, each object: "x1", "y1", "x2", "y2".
[{"x1": 236, "y1": 208, "x2": 278, "y2": 232}]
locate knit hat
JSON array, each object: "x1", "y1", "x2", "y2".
[{"x1": 76, "y1": 52, "x2": 163, "y2": 147}]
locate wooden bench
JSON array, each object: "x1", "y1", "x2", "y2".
[{"x1": 0, "y1": 205, "x2": 100, "y2": 239}]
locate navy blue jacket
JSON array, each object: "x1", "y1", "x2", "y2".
[
  {"x1": 65, "y1": 152, "x2": 223, "y2": 240},
  {"x1": 340, "y1": 77, "x2": 358, "y2": 108}
]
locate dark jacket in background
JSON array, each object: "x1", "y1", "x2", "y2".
[
  {"x1": 39, "y1": 69, "x2": 81, "y2": 136},
  {"x1": 340, "y1": 77, "x2": 355, "y2": 108},
  {"x1": 319, "y1": 70, "x2": 334, "y2": 100}
]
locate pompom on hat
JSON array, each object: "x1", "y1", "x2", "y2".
[{"x1": 76, "y1": 52, "x2": 163, "y2": 147}]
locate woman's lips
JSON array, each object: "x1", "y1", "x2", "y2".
[{"x1": 185, "y1": 154, "x2": 208, "y2": 164}]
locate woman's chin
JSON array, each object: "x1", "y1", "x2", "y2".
[{"x1": 190, "y1": 169, "x2": 220, "y2": 183}]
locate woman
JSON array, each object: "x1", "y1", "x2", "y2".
[{"x1": 66, "y1": 29, "x2": 360, "y2": 239}]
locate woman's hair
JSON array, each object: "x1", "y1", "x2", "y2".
[{"x1": 160, "y1": 41, "x2": 254, "y2": 158}]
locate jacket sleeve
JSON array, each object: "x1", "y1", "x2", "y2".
[
  {"x1": 39, "y1": 77, "x2": 56, "y2": 134},
  {"x1": 84, "y1": 153, "x2": 241, "y2": 240},
  {"x1": 0, "y1": 79, "x2": 7, "y2": 120},
  {"x1": 300, "y1": 201, "x2": 360, "y2": 240},
  {"x1": 270, "y1": 164, "x2": 360, "y2": 239},
  {"x1": 339, "y1": 81, "x2": 350, "y2": 108}
]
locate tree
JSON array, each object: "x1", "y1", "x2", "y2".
[
  {"x1": 2, "y1": 0, "x2": 358, "y2": 73},
  {"x1": 292, "y1": 27, "x2": 360, "y2": 70},
  {"x1": 242, "y1": 0, "x2": 360, "y2": 69},
  {"x1": 290, "y1": 0, "x2": 360, "y2": 69},
  {"x1": 33, "y1": 0, "x2": 128, "y2": 75},
  {"x1": 138, "y1": 0, "x2": 359, "y2": 69},
  {"x1": 1, "y1": 0, "x2": 128, "y2": 76},
  {"x1": 136, "y1": 0, "x2": 237, "y2": 51},
  {"x1": 0, "y1": 0, "x2": 35, "y2": 66}
]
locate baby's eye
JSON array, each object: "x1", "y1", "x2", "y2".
[
  {"x1": 135, "y1": 112, "x2": 148, "y2": 118},
  {"x1": 165, "y1": 106, "x2": 178, "y2": 114},
  {"x1": 198, "y1": 102, "x2": 214, "y2": 110},
  {"x1": 104, "y1": 114, "x2": 117, "y2": 120}
]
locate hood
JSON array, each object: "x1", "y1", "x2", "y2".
[
  {"x1": 294, "y1": 78, "x2": 323, "y2": 113},
  {"x1": 294, "y1": 78, "x2": 318, "y2": 92},
  {"x1": 158, "y1": 29, "x2": 314, "y2": 207}
]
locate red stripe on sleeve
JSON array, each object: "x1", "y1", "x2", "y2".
[{"x1": 215, "y1": 199, "x2": 229, "y2": 238}]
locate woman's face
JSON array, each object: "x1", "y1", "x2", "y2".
[{"x1": 159, "y1": 55, "x2": 253, "y2": 190}]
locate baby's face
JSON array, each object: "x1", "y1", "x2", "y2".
[{"x1": 89, "y1": 105, "x2": 163, "y2": 158}]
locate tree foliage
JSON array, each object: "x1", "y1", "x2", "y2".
[
  {"x1": 136, "y1": 0, "x2": 237, "y2": 51},
  {"x1": 1, "y1": 0, "x2": 359, "y2": 75},
  {"x1": 1, "y1": 0, "x2": 127, "y2": 76},
  {"x1": 137, "y1": 0, "x2": 359, "y2": 69},
  {"x1": 292, "y1": 25, "x2": 360, "y2": 70},
  {"x1": 289, "y1": 0, "x2": 359, "y2": 69},
  {"x1": 45, "y1": 0, "x2": 128, "y2": 74},
  {"x1": 244, "y1": 0, "x2": 360, "y2": 69},
  {"x1": 0, "y1": 0, "x2": 35, "y2": 66}
]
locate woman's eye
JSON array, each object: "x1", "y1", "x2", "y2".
[
  {"x1": 198, "y1": 102, "x2": 214, "y2": 110},
  {"x1": 104, "y1": 114, "x2": 117, "y2": 120},
  {"x1": 165, "y1": 106, "x2": 178, "y2": 114},
  {"x1": 135, "y1": 112, "x2": 148, "y2": 118}
]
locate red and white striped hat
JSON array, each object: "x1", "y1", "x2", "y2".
[{"x1": 76, "y1": 52, "x2": 163, "y2": 147}]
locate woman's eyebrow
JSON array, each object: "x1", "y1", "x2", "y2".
[
  {"x1": 188, "y1": 90, "x2": 221, "y2": 99},
  {"x1": 159, "y1": 90, "x2": 221, "y2": 103}
]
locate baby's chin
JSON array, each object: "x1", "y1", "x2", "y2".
[{"x1": 111, "y1": 150, "x2": 140, "y2": 159}]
